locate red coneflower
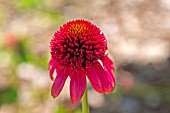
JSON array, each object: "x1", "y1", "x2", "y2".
[{"x1": 49, "y1": 20, "x2": 116, "y2": 104}]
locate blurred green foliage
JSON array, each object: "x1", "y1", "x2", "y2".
[
  {"x1": 14, "y1": 0, "x2": 45, "y2": 11},
  {"x1": 55, "y1": 105, "x2": 81, "y2": 113},
  {"x1": 3, "y1": 37, "x2": 48, "y2": 69},
  {"x1": 55, "y1": 105, "x2": 70, "y2": 113},
  {"x1": 0, "y1": 87, "x2": 18, "y2": 106}
]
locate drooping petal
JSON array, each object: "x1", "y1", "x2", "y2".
[
  {"x1": 103, "y1": 69, "x2": 116, "y2": 93},
  {"x1": 87, "y1": 61, "x2": 115, "y2": 94},
  {"x1": 50, "y1": 65, "x2": 56, "y2": 81},
  {"x1": 51, "y1": 67, "x2": 68, "y2": 98},
  {"x1": 48, "y1": 59, "x2": 56, "y2": 81},
  {"x1": 86, "y1": 63, "x2": 103, "y2": 93},
  {"x1": 102, "y1": 55, "x2": 116, "y2": 87},
  {"x1": 102, "y1": 55, "x2": 115, "y2": 73},
  {"x1": 70, "y1": 69, "x2": 86, "y2": 104},
  {"x1": 48, "y1": 59, "x2": 55, "y2": 69}
]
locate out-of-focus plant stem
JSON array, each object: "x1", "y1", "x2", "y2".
[{"x1": 82, "y1": 87, "x2": 90, "y2": 113}]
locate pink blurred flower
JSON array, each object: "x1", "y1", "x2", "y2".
[
  {"x1": 119, "y1": 72, "x2": 134, "y2": 92},
  {"x1": 4, "y1": 32, "x2": 18, "y2": 47},
  {"x1": 49, "y1": 20, "x2": 116, "y2": 104}
]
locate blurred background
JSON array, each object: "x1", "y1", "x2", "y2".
[{"x1": 0, "y1": 0, "x2": 170, "y2": 113}]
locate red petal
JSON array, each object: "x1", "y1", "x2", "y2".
[
  {"x1": 51, "y1": 67, "x2": 68, "y2": 98},
  {"x1": 87, "y1": 63, "x2": 103, "y2": 93},
  {"x1": 48, "y1": 59, "x2": 56, "y2": 81},
  {"x1": 102, "y1": 55, "x2": 116, "y2": 87},
  {"x1": 102, "y1": 55, "x2": 115, "y2": 73},
  {"x1": 50, "y1": 65, "x2": 56, "y2": 81},
  {"x1": 70, "y1": 69, "x2": 86, "y2": 104},
  {"x1": 87, "y1": 61, "x2": 115, "y2": 94}
]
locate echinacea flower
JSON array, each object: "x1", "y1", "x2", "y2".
[{"x1": 49, "y1": 20, "x2": 116, "y2": 104}]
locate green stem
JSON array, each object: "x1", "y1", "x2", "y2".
[{"x1": 82, "y1": 88, "x2": 90, "y2": 113}]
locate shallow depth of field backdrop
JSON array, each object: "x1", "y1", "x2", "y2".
[{"x1": 0, "y1": 0, "x2": 170, "y2": 113}]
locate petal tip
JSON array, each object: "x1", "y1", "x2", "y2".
[
  {"x1": 71, "y1": 98, "x2": 79, "y2": 104},
  {"x1": 70, "y1": 69, "x2": 86, "y2": 104},
  {"x1": 51, "y1": 91, "x2": 58, "y2": 98}
]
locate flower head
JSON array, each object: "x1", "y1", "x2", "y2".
[{"x1": 49, "y1": 20, "x2": 116, "y2": 104}]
